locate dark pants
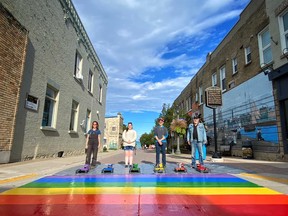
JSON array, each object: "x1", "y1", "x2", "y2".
[
  {"x1": 156, "y1": 142, "x2": 166, "y2": 166},
  {"x1": 85, "y1": 140, "x2": 99, "y2": 166}
]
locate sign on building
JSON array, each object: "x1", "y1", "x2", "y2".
[{"x1": 205, "y1": 86, "x2": 222, "y2": 108}]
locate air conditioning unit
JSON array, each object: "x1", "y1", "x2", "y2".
[{"x1": 75, "y1": 73, "x2": 83, "y2": 81}]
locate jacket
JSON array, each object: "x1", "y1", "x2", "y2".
[{"x1": 187, "y1": 123, "x2": 207, "y2": 143}]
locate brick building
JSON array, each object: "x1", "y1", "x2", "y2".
[
  {"x1": 104, "y1": 113, "x2": 124, "y2": 150},
  {"x1": 0, "y1": 0, "x2": 108, "y2": 163},
  {"x1": 173, "y1": 0, "x2": 288, "y2": 161}
]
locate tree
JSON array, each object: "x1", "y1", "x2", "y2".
[{"x1": 139, "y1": 132, "x2": 154, "y2": 147}]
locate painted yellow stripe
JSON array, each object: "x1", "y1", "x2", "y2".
[
  {"x1": 240, "y1": 173, "x2": 288, "y2": 185},
  {"x1": 0, "y1": 174, "x2": 38, "y2": 184},
  {"x1": 1, "y1": 187, "x2": 280, "y2": 195}
]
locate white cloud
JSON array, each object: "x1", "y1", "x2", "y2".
[{"x1": 72, "y1": 0, "x2": 250, "y2": 115}]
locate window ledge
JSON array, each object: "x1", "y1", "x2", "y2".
[
  {"x1": 68, "y1": 130, "x2": 78, "y2": 134},
  {"x1": 88, "y1": 90, "x2": 93, "y2": 96},
  {"x1": 244, "y1": 61, "x2": 252, "y2": 67},
  {"x1": 232, "y1": 71, "x2": 238, "y2": 76},
  {"x1": 40, "y1": 126, "x2": 57, "y2": 132}
]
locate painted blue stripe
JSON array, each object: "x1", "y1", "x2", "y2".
[{"x1": 35, "y1": 176, "x2": 248, "y2": 183}]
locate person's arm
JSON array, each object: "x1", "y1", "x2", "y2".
[
  {"x1": 122, "y1": 130, "x2": 126, "y2": 142},
  {"x1": 187, "y1": 125, "x2": 191, "y2": 145},
  {"x1": 163, "y1": 128, "x2": 168, "y2": 140},
  {"x1": 203, "y1": 124, "x2": 207, "y2": 144},
  {"x1": 154, "y1": 127, "x2": 162, "y2": 144},
  {"x1": 85, "y1": 134, "x2": 90, "y2": 148},
  {"x1": 98, "y1": 134, "x2": 101, "y2": 148}
]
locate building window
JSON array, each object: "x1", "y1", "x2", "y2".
[
  {"x1": 212, "y1": 72, "x2": 217, "y2": 86},
  {"x1": 74, "y1": 51, "x2": 83, "y2": 79},
  {"x1": 232, "y1": 58, "x2": 238, "y2": 74},
  {"x1": 228, "y1": 80, "x2": 236, "y2": 89},
  {"x1": 186, "y1": 98, "x2": 189, "y2": 111},
  {"x1": 188, "y1": 96, "x2": 192, "y2": 111},
  {"x1": 88, "y1": 70, "x2": 93, "y2": 93},
  {"x1": 220, "y1": 66, "x2": 226, "y2": 91},
  {"x1": 195, "y1": 93, "x2": 198, "y2": 103},
  {"x1": 85, "y1": 109, "x2": 91, "y2": 133},
  {"x1": 69, "y1": 100, "x2": 79, "y2": 131},
  {"x1": 112, "y1": 126, "x2": 116, "y2": 131},
  {"x1": 199, "y1": 86, "x2": 203, "y2": 104},
  {"x1": 258, "y1": 27, "x2": 273, "y2": 65},
  {"x1": 245, "y1": 46, "x2": 251, "y2": 64},
  {"x1": 278, "y1": 11, "x2": 288, "y2": 53},
  {"x1": 98, "y1": 84, "x2": 103, "y2": 103},
  {"x1": 42, "y1": 85, "x2": 58, "y2": 127}
]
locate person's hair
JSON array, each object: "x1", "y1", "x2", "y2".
[
  {"x1": 126, "y1": 122, "x2": 133, "y2": 131},
  {"x1": 91, "y1": 121, "x2": 99, "y2": 129}
]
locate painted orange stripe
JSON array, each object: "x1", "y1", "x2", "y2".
[
  {"x1": 1, "y1": 194, "x2": 288, "y2": 205},
  {"x1": 0, "y1": 174, "x2": 37, "y2": 184}
]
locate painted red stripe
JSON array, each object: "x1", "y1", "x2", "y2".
[
  {"x1": 0, "y1": 204, "x2": 287, "y2": 216},
  {"x1": 1, "y1": 194, "x2": 288, "y2": 205}
]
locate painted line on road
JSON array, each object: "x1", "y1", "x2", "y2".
[
  {"x1": 239, "y1": 173, "x2": 288, "y2": 184},
  {"x1": 0, "y1": 173, "x2": 38, "y2": 184}
]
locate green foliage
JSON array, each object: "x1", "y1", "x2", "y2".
[
  {"x1": 139, "y1": 132, "x2": 154, "y2": 146},
  {"x1": 103, "y1": 146, "x2": 108, "y2": 152},
  {"x1": 174, "y1": 126, "x2": 186, "y2": 136}
]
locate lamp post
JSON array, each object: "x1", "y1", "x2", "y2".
[{"x1": 175, "y1": 108, "x2": 181, "y2": 155}]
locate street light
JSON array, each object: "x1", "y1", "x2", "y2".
[{"x1": 175, "y1": 107, "x2": 181, "y2": 155}]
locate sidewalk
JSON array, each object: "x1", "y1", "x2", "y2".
[{"x1": 0, "y1": 150, "x2": 121, "y2": 191}]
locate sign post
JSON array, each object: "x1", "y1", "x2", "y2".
[{"x1": 205, "y1": 87, "x2": 222, "y2": 158}]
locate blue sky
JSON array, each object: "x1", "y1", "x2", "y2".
[{"x1": 72, "y1": 0, "x2": 250, "y2": 139}]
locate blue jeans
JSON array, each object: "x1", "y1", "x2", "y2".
[
  {"x1": 191, "y1": 140, "x2": 204, "y2": 166},
  {"x1": 156, "y1": 142, "x2": 166, "y2": 166}
]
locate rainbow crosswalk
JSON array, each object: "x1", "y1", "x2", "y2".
[{"x1": 0, "y1": 174, "x2": 287, "y2": 215}]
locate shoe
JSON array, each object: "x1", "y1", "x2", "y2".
[
  {"x1": 125, "y1": 165, "x2": 128, "y2": 168},
  {"x1": 198, "y1": 165, "x2": 208, "y2": 171}
]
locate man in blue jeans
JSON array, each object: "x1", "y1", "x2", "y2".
[
  {"x1": 154, "y1": 117, "x2": 168, "y2": 167},
  {"x1": 187, "y1": 113, "x2": 207, "y2": 169}
]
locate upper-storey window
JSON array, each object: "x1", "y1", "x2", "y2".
[
  {"x1": 245, "y1": 46, "x2": 251, "y2": 64},
  {"x1": 232, "y1": 57, "x2": 238, "y2": 74},
  {"x1": 212, "y1": 72, "x2": 217, "y2": 86},
  {"x1": 258, "y1": 27, "x2": 273, "y2": 65},
  {"x1": 88, "y1": 70, "x2": 93, "y2": 93},
  {"x1": 69, "y1": 100, "x2": 79, "y2": 132},
  {"x1": 278, "y1": 10, "x2": 288, "y2": 53},
  {"x1": 98, "y1": 84, "x2": 103, "y2": 103},
  {"x1": 199, "y1": 86, "x2": 203, "y2": 104},
  {"x1": 74, "y1": 51, "x2": 83, "y2": 80},
  {"x1": 220, "y1": 66, "x2": 226, "y2": 92}
]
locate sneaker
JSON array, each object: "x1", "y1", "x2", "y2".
[
  {"x1": 191, "y1": 164, "x2": 196, "y2": 169},
  {"x1": 125, "y1": 165, "x2": 128, "y2": 168},
  {"x1": 198, "y1": 165, "x2": 207, "y2": 171}
]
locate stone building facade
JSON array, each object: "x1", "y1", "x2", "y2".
[
  {"x1": 173, "y1": 0, "x2": 288, "y2": 161},
  {"x1": 104, "y1": 113, "x2": 123, "y2": 150},
  {"x1": 0, "y1": 0, "x2": 108, "y2": 163}
]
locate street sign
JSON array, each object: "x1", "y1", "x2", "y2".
[{"x1": 205, "y1": 86, "x2": 222, "y2": 108}]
